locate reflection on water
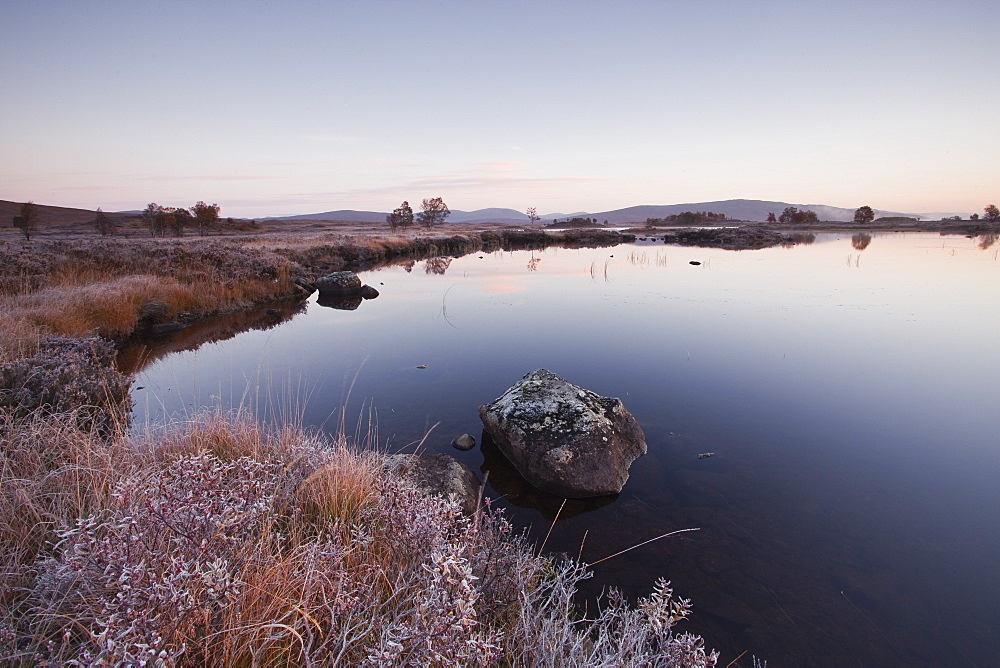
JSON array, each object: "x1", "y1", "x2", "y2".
[
  {"x1": 117, "y1": 297, "x2": 306, "y2": 375},
  {"x1": 424, "y1": 257, "x2": 452, "y2": 275},
  {"x1": 851, "y1": 232, "x2": 872, "y2": 250},
  {"x1": 130, "y1": 232, "x2": 1000, "y2": 666}
]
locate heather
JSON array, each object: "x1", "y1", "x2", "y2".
[
  {"x1": 0, "y1": 337, "x2": 130, "y2": 433},
  {"x1": 0, "y1": 410, "x2": 717, "y2": 666}
]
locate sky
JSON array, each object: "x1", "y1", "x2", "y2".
[{"x1": 2, "y1": 0, "x2": 998, "y2": 218}]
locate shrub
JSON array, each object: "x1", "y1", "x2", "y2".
[{"x1": 0, "y1": 337, "x2": 131, "y2": 433}]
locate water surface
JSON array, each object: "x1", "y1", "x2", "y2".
[{"x1": 130, "y1": 232, "x2": 1000, "y2": 666}]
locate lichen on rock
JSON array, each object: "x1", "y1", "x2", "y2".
[{"x1": 479, "y1": 369, "x2": 647, "y2": 498}]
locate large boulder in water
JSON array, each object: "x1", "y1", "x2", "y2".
[{"x1": 478, "y1": 369, "x2": 647, "y2": 498}]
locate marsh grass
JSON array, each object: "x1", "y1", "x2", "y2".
[{"x1": 1, "y1": 409, "x2": 717, "y2": 666}]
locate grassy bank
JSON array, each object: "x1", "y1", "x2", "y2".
[{"x1": 0, "y1": 407, "x2": 717, "y2": 665}]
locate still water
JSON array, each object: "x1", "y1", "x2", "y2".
[{"x1": 129, "y1": 232, "x2": 1000, "y2": 666}]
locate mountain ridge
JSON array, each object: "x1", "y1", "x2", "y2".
[
  {"x1": 265, "y1": 199, "x2": 918, "y2": 224},
  {"x1": 3, "y1": 198, "x2": 970, "y2": 227}
]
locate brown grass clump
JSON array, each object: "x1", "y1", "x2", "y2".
[{"x1": 1, "y1": 410, "x2": 717, "y2": 666}]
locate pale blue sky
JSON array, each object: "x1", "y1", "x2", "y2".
[{"x1": 2, "y1": 0, "x2": 997, "y2": 217}]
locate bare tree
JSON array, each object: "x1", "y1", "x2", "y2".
[
  {"x1": 170, "y1": 208, "x2": 190, "y2": 236},
  {"x1": 387, "y1": 201, "x2": 414, "y2": 231},
  {"x1": 526, "y1": 207, "x2": 540, "y2": 225},
  {"x1": 94, "y1": 207, "x2": 114, "y2": 237},
  {"x1": 142, "y1": 203, "x2": 165, "y2": 237},
  {"x1": 13, "y1": 201, "x2": 39, "y2": 241},
  {"x1": 417, "y1": 197, "x2": 450, "y2": 229}
]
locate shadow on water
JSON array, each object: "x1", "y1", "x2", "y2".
[{"x1": 117, "y1": 297, "x2": 309, "y2": 375}]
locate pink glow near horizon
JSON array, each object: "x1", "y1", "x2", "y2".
[{"x1": 1, "y1": 1, "x2": 997, "y2": 219}]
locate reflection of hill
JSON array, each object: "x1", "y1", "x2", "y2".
[
  {"x1": 479, "y1": 432, "x2": 616, "y2": 520},
  {"x1": 117, "y1": 297, "x2": 307, "y2": 374}
]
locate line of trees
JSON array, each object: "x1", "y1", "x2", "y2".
[
  {"x1": 141, "y1": 201, "x2": 221, "y2": 237},
  {"x1": 387, "y1": 197, "x2": 450, "y2": 230},
  {"x1": 777, "y1": 207, "x2": 819, "y2": 225},
  {"x1": 646, "y1": 211, "x2": 727, "y2": 226}
]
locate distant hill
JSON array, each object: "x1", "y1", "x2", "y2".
[
  {"x1": 264, "y1": 201, "x2": 917, "y2": 225},
  {"x1": 5, "y1": 198, "x2": 932, "y2": 229},
  {"x1": 264, "y1": 210, "x2": 388, "y2": 223},
  {"x1": 0, "y1": 200, "x2": 106, "y2": 227},
  {"x1": 585, "y1": 200, "x2": 914, "y2": 224},
  {"x1": 268, "y1": 207, "x2": 593, "y2": 225}
]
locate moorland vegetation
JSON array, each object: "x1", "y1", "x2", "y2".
[{"x1": 0, "y1": 204, "x2": 719, "y2": 665}]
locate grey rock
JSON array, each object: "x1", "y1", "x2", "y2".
[
  {"x1": 385, "y1": 453, "x2": 481, "y2": 515},
  {"x1": 358, "y1": 284, "x2": 380, "y2": 299},
  {"x1": 315, "y1": 271, "x2": 363, "y2": 294},
  {"x1": 452, "y1": 433, "x2": 477, "y2": 451},
  {"x1": 478, "y1": 369, "x2": 647, "y2": 498}
]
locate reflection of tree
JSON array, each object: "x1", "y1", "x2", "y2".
[
  {"x1": 783, "y1": 233, "x2": 815, "y2": 247},
  {"x1": 978, "y1": 234, "x2": 997, "y2": 250},
  {"x1": 851, "y1": 233, "x2": 872, "y2": 251},
  {"x1": 527, "y1": 251, "x2": 540, "y2": 271},
  {"x1": 424, "y1": 257, "x2": 452, "y2": 275}
]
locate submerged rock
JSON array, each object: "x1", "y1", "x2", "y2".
[
  {"x1": 478, "y1": 369, "x2": 647, "y2": 498},
  {"x1": 385, "y1": 453, "x2": 481, "y2": 515},
  {"x1": 452, "y1": 433, "x2": 477, "y2": 451},
  {"x1": 149, "y1": 322, "x2": 188, "y2": 336}
]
